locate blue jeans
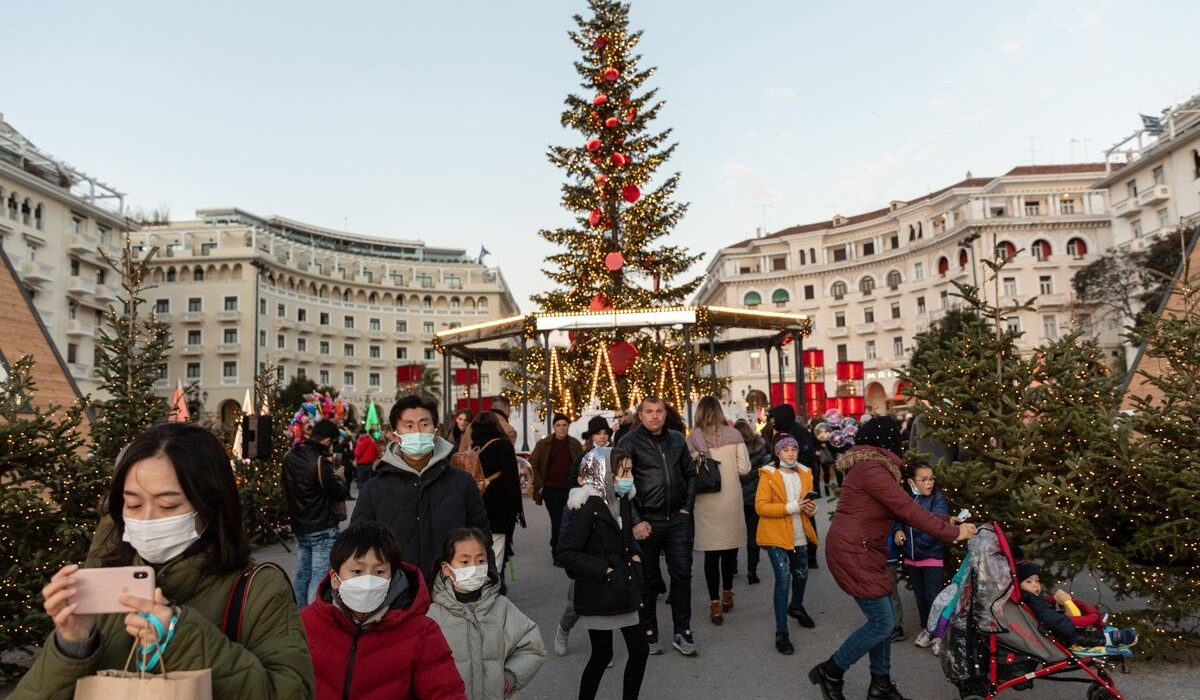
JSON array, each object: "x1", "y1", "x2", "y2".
[
  {"x1": 294, "y1": 526, "x2": 339, "y2": 606},
  {"x1": 766, "y1": 546, "x2": 808, "y2": 633},
  {"x1": 833, "y1": 595, "x2": 894, "y2": 675}
]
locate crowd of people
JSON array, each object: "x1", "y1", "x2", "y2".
[{"x1": 29, "y1": 387, "x2": 1141, "y2": 700}]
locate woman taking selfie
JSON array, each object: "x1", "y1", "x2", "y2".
[{"x1": 14, "y1": 423, "x2": 314, "y2": 699}]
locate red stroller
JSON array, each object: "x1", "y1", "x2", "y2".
[{"x1": 940, "y1": 523, "x2": 1129, "y2": 700}]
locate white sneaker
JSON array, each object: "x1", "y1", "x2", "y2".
[
  {"x1": 553, "y1": 625, "x2": 569, "y2": 656},
  {"x1": 914, "y1": 630, "x2": 934, "y2": 648},
  {"x1": 930, "y1": 638, "x2": 942, "y2": 657}
]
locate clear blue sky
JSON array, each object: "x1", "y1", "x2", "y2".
[{"x1": 5, "y1": 0, "x2": 1199, "y2": 309}]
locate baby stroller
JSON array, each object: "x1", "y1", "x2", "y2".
[{"x1": 939, "y1": 523, "x2": 1128, "y2": 700}]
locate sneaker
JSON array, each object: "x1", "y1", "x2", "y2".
[
  {"x1": 890, "y1": 627, "x2": 905, "y2": 643},
  {"x1": 913, "y1": 630, "x2": 933, "y2": 648},
  {"x1": 646, "y1": 630, "x2": 662, "y2": 655},
  {"x1": 788, "y1": 606, "x2": 815, "y2": 628},
  {"x1": 930, "y1": 638, "x2": 942, "y2": 657},
  {"x1": 673, "y1": 631, "x2": 698, "y2": 656},
  {"x1": 553, "y1": 625, "x2": 569, "y2": 656},
  {"x1": 775, "y1": 632, "x2": 794, "y2": 655}
]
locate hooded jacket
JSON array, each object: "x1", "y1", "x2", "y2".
[
  {"x1": 351, "y1": 436, "x2": 491, "y2": 583},
  {"x1": 825, "y1": 446, "x2": 959, "y2": 599},
  {"x1": 302, "y1": 564, "x2": 466, "y2": 700},
  {"x1": 767, "y1": 405, "x2": 819, "y2": 467},
  {"x1": 891, "y1": 488, "x2": 950, "y2": 561},
  {"x1": 556, "y1": 485, "x2": 643, "y2": 617},
  {"x1": 618, "y1": 424, "x2": 694, "y2": 522},
  {"x1": 755, "y1": 464, "x2": 820, "y2": 550},
  {"x1": 13, "y1": 551, "x2": 313, "y2": 700},
  {"x1": 741, "y1": 436, "x2": 772, "y2": 506},
  {"x1": 283, "y1": 440, "x2": 349, "y2": 535},
  {"x1": 426, "y1": 574, "x2": 546, "y2": 700}
]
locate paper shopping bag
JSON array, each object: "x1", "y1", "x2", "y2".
[{"x1": 74, "y1": 644, "x2": 212, "y2": 700}]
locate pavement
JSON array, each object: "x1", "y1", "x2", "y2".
[{"x1": 251, "y1": 491, "x2": 1193, "y2": 700}]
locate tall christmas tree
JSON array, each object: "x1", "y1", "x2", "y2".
[{"x1": 503, "y1": 0, "x2": 706, "y2": 416}]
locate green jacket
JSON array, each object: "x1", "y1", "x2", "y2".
[{"x1": 12, "y1": 551, "x2": 314, "y2": 699}]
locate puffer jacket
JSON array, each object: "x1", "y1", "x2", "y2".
[
  {"x1": 767, "y1": 405, "x2": 819, "y2": 467},
  {"x1": 13, "y1": 551, "x2": 313, "y2": 700},
  {"x1": 282, "y1": 440, "x2": 348, "y2": 535},
  {"x1": 891, "y1": 489, "x2": 950, "y2": 561},
  {"x1": 302, "y1": 564, "x2": 465, "y2": 700},
  {"x1": 825, "y1": 446, "x2": 959, "y2": 600},
  {"x1": 754, "y1": 465, "x2": 820, "y2": 549},
  {"x1": 427, "y1": 574, "x2": 546, "y2": 700},
  {"x1": 618, "y1": 424, "x2": 694, "y2": 522},
  {"x1": 352, "y1": 436, "x2": 491, "y2": 583},
  {"x1": 555, "y1": 486, "x2": 643, "y2": 616},
  {"x1": 741, "y1": 438, "x2": 772, "y2": 506}
]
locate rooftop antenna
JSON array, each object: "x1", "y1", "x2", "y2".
[
  {"x1": 1026, "y1": 137, "x2": 1039, "y2": 164},
  {"x1": 751, "y1": 203, "x2": 773, "y2": 234}
]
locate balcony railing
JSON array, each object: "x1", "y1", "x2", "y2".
[
  {"x1": 1112, "y1": 197, "x2": 1141, "y2": 218},
  {"x1": 69, "y1": 232, "x2": 99, "y2": 255},
  {"x1": 1137, "y1": 184, "x2": 1170, "y2": 207},
  {"x1": 93, "y1": 283, "x2": 117, "y2": 301},
  {"x1": 181, "y1": 312, "x2": 205, "y2": 323},
  {"x1": 68, "y1": 277, "x2": 98, "y2": 296},
  {"x1": 221, "y1": 377, "x2": 239, "y2": 385},
  {"x1": 217, "y1": 344, "x2": 240, "y2": 354},
  {"x1": 855, "y1": 322, "x2": 878, "y2": 334},
  {"x1": 66, "y1": 320, "x2": 95, "y2": 336},
  {"x1": 181, "y1": 345, "x2": 204, "y2": 356},
  {"x1": 217, "y1": 310, "x2": 240, "y2": 321},
  {"x1": 19, "y1": 260, "x2": 54, "y2": 283},
  {"x1": 827, "y1": 326, "x2": 849, "y2": 338}
]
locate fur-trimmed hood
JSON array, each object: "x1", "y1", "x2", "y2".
[
  {"x1": 567, "y1": 483, "x2": 635, "y2": 510},
  {"x1": 835, "y1": 445, "x2": 903, "y2": 482}
]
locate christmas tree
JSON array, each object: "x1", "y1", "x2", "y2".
[
  {"x1": 232, "y1": 363, "x2": 293, "y2": 544},
  {"x1": 503, "y1": 0, "x2": 707, "y2": 416}
]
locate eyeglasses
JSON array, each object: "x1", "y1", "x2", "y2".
[{"x1": 914, "y1": 477, "x2": 936, "y2": 484}]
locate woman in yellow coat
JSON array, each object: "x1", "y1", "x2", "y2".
[{"x1": 755, "y1": 435, "x2": 819, "y2": 655}]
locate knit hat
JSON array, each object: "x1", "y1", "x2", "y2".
[
  {"x1": 1015, "y1": 559, "x2": 1040, "y2": 583},
  {"x1": 552, "y1": 413, "x2": 569, "y2": 426},
  {"x1": 855, "y1": 415, "x2": 903, "y2": 457},
  {"x1": 583, "y1": 415, "x2": 611, "y2": 440},
  {"x1": 773, "y1": 435, "x2": 799, "y2": 457}
]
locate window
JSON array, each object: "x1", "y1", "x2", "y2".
[
  {"x1": 423, "y1": 321, "x2": 435, "y2": 334},
  {"x1": 224, "y1": 329, "x2": 238, "y2": 344},
  {"x1": 908, "y1": 224, "x2": 916, "y2": 242},
  {"x1": 1024, "y1": 200, "x2": 1041, "y2": 216},
  {"x1": 200, "y1": 242, "x2": 217, "y2": 255},
  {"x1": 344, "y1": 315, "x2": 355, "y2": 329},
  {"x1": 424, "y1": 348, "x2": 435, "y2": 361},
  {"x1": 97, "y1": 268, "x2": 106, "y2": 284},
  {"x1": 369, "y1": 345, "x2": 381, "y2": 359},
  {"x1": 770, "y1": 255, "x2": 787, "y2": 271},
  {"x1": 343, "y1": 343, "x2": 355, "y2": 357},
  {"x1": 890, "y1": 302, "x2": 901, "y2": 320},
  {"x1": 297, "y1": 368, "x2": 307, "y2": 380},
  {"x1": 192, "y1": 267, "x2": 204, "y2": 282},
  {"x1": 187, "y1": 330, "x2": 201, "y2": 345},
  {"x1": 831, "y1": 282, "x2": 847, "y2": 300},
  {"x1": 1032, "y1": 240, "x2": 1051, "y2": 262},
  {"x1": 834, "y1": 311, "x2": 846, "y2": 328},
  {"x1": 72, "y1": 216, "x2": 83, "y2": 235},
  {"x1": 277, "y1": 303, "x2": 285, "y2": 318},
  {"x1": 958, "y1": 249, "x2": 970, "y2": 268},
  {"x1": 862, "y1": 241, "x2": 875, "y2": 256},
  {"x1": 913, "y1": 261, "x2": 924, "y2": 280},
  {"x1": 937, "y1": 257, "x2": 949, "y2": 276},
  {"x1": 369, "y1": 372, "x2": 381, "y2": 388},
  {"x1": 277, "y1": 334, "x2": 285, "y2": 349},
  {"x1": 276, "y1": 365, "x2": 285, "y2": 382},
  {"x1": 1152, "y1": 165, "x2": 1165, "y2": 185},
  {"x1": 298, "y1": 309, "x2": 308, "y2": 322},
  {"x1": 1002, "y1": 277, "x2": 1017, "y2": 297},
  {"x1": 1126, "y1": 179, "x2": 1138, "y2": 199},
  {"x1": 394, "y1": 346, "x2": 408, "y2": 361},
  {"x1": 297, "y1": 338, "x2": 307, "y2": 352},
  {"x1": 422, "y1": 296, "x2": 432, "y2": 310},
  {"x1": 863, "y1": 307, "x2": 875, "y2": 323},
  {"x1": 743, "y1": 291, "x2": 762, "y2": 306},
  {"x1": 1042, "y1": 314, "x2": 1059, "y2": 339},
  {"x1": 865, "y1": 340, "x2": 876, "y2": 359},
  {"x1": 1038, "y1": 276, "x2": 1053, "y2": 295},
  {"x1": 832, "y1": 247, "x2": 847, "y2": 262},
  {"x1": 886, "y1": 270, "x2": 902, "y2": 289},
  {"x1": 809, "y1": 248, "x2": 816, "y2": 263},
  {"x1": 1158, "y1": 207, "x2": 1170, "y2": 229},
  {"x1": 314, "y1": 369, "x2": 328, "y2": 385},
  {"x1": 893, "y1": 337, "x2": 904, "y2": 358},
  {"x1": 396, "y1": 320, "x2": 408, "y2": 333},
  {"x1": 224, "y1": 296, "x2": 238, "y2": 311},
  {"x1": 70, "y1": 259, "x2": 80, "y2": 276},
  {"x1": 157, "y1": 364, "x2": 168, "y2": 380},
  {"x1": 344, "y1": 371, "x2": 355, "y2": 387},
  {"x1": 889, "y1": 234, "x2": 899, "y2": 249},
  {"x1": 319, "y1": 341, "x2": 330, "y2": 355},
  {"x1": 1077, "y1": 314, "x2": 1093, "y2": 334},
  {"x1": 186, "y1": 362, "x2": 200, "y2": 379},
  {"x1": 799, "y1": 250, "x2": 806, "y2": 265},
  {"x1": 800, "y1": 284, "x2": 814, "y2": 300},
  {"x1": 369, "y1": 318, "x2": 381, "y2": 331},
  {"x1": 836, "y1": 344, "x2": 848, "y2": 363},
  {"x1": 416, "y1": 274, "x2": 434, "y2": 288},
  {"x1": 1005, "y1": 317, "x2": 1020, "y2": 333},
  {"x1": 319, "y1": 312, "x2": 330, "y2": 325},
  {"x1": 1194, "y1": 149, "x2": 1200, "y2": 178},
  {"x1": 155, "y1": 299, "x2": 170, "y2": 314},
  {"x1": 67, "y1": 343, "x2": 78, "y2": 364},
  {"x1": 1066, "y1": 238, "x2": 1088, "y2": 259},
  {"x1": 259, "y1": 330, "x2": 266, "y2": 347},
  {"x1": 916, "y1": 297, "x2": 926, "y2": 315},
  {"x1": 259, "y1": 299, "x2": 266, "y2": 315},
  {"x1": 995, "y1": 241, "x2": 1016, "y2": 261},
  {"x1": 749, "y1": 351, "x2": 762, "y2": 371},
  {"x1": 223, "y1": 361, "x2": 237, "y2": 378},
  {"x1": 1059, "y1": 198, "x2": 1076, "y2": 215},
  {"x1": 940, "y1": 290, "x2": 949, "y2": 308},
  {"x1": 859, "y1": 277, "x2": 875, "y2": 296},
  {"x1": 188, "y1": 297, "x2": 202, "y2": 312},
  {"x1": 1132, "y1": 219, "x2": 1143, "y2": 238},
  {"x1": 771, "y1": 289, "x2": 790, "y2": 304}
]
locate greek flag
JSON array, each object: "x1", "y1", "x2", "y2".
[{"x1": 1140, "y1": 113, "x2": 1164, "y2": 134}]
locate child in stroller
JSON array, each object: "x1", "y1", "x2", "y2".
[
  {"x1": 940, "y1": 524, "x2": 1130, "y2": 700},
  {"x1": 1015, "y1": 560, "x2": 1138, "y2": 651}
]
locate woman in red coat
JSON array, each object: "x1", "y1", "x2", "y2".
[{"x1": 808, "y1": 416, "x2": 976, "y2": 700}]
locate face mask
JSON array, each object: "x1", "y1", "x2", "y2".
[
  {"x1": 450, "y1": 564, "x2": 489, "y2": 592},
  {"x1": 910, "y1": 483, "x2": 921, "y2": 495},
  {"x1": 779, "y1": 460, "x2": 797, "y2": 469},
  {"x1": 615, "y1": 476, "x2": 634, "y2": 496},
  {"x1": 335, "y1": 574, "x2": 390, "y2": 613},
  {"x1": 123, "y1": 511, "x2": 202, "y2": 564},
  {"x1": 399, "y1": 431, "x2": 435, "y2": 456}
]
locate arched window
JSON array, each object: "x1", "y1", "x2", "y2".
[
  {"x1": 368, "y1": 292, "x2": 378, "y2": 304},
  {"x1": 771, "y1": 289, "x2": 790, "y2": 304},
  {"x1": 916, "y1": 222, "x2": 923, "y2": 238},
  {"x1": 166, "y1": 267, "x2": 176, "y2": 282},
  {"x1": 743, "y1": 291, "x2": 762, "y2": 307},
  {"x1": 450, "y1": 296, "x2": 460, "y2": 310},
  {"x1": 831, "y1": 281, "x2": 847, "y2": 300},
  {"x1": 193, "y1": 268, "x2": 204, "y2": 281},
  {"x1": 422, "y1": 296, "x2": 432, "y2": 309},
  {"x1": 395, "y1": 296, "x2": 405, "y2": 308},
  {"x1": 1032, "y1": 239, "x2": 1052, "y2": 262},
  {"x1": 6, "y1": 193, "x2": 17, "y2": 220},
  {"x1": 886, "y1": 270, "x2": 902, "y2": 289},
  {"x1": 478, "y1": 297, "x2": 488, "y2": 309},
  {"x1": 958, "y1": 249, "x2": 970, "y2": 268},
  {"x1": 995, "y1": 241, "x2": 1017, "y2": 261},
  {"x1": 809, "y1": 248, "x2": 816, "y2": 263},
  {"x1": 1193, "y1": 149, "x2": 1200, "y2": 178},
  {"x1": 1067, "y1": 237, "x2": 1088, "y2": 259},
  {"x1": 33, "y1": 203, "x2": 43, "y2": 230},
  {"x1": 859, "y1": 276, "x2": 875, "y2": 296},
  {"x1": 799, "y1": 250, "x2": 806, "y2": 265},
  {"x1": 908, "y1": 225, "x2": 915, "y2": 241},
  {"x1": 937, "y1": 256, "x2": 949, "y2": 276},
  {"x1": 342, "y1": 290, "x2": 350, "y2": 301}
]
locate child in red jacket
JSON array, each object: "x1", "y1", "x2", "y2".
[{"x1": 302, "y1": 521, "x2": 467, "y2": 700}]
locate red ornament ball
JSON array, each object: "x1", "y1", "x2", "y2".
[
  {"x1": 596, "y1": 174, "x2": 607, "y2": 185},
  {"x1": 608, "y1": 341, "x2": 639, "y2": 376},
  {"x1": 602, "y1": 68, "x2": 620, "y2": 82},
  {"x1": 593, "y1": 36, "x2": 609, "y2": 50},
  {"x1": 611, "y1": 152, "x2": 627, "y2": 166},
  {"x1": 591, "y1": 155, "x2": 602, "y2": 165},
  {"x1": 588, "y1": 209, "x2": 603, "y2": 227},
  {"x1": 622, "y1": 185, "x2": 641, "y2": 203},
  {"x1": 586, "y1": 138, "x2": 602, "y2": 152},
  {"x1": 605, "y1": 116, "x2": 620, "y2": 128},
  {"x1": 626, "y1": 108, "x2": 636, "y2": 122},
  {"x1": 589, "y1": 294, "x2": 613, "y2": 312},
  {"x1": 604, "y1": 250, "x2": 625, "y2": 271},
  {"x1": 593, "y1": 94, "x2": 608, "y2": 106}
]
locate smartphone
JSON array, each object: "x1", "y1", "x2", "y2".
[
  {"x1": 804, "y1": 491, "x2": 820, "y2": 502},
  {"x1": 70, "y1": 566, "x2": 156, "y2": 615}
]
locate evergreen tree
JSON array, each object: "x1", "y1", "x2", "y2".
[
  {"x1": 90, "y1": 238, "x2": 172, "y2": 466},
  {"x1": 502, "y1": 0, "x2": 709, "y2": 416},
  {"x1": 0, "y1": 358, "x2": 104, "y2": 681},
  {"x1": 234, "y1": 363, "x2": 292, "y2": 544}
]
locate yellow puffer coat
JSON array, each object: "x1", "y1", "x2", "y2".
[{"x1": 754, "y1": 465, "x2": 819, "y2": 549}]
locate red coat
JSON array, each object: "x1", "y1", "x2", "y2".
[
  {"x1": 826, "y1": 446, "x2": 960, "y2": 600},
  {"x1": 301, "y1": 563, "x2": 466, "y2": 700},
  {"x1": 354, "y1": 435, "x2": 380, "y2": 466}
]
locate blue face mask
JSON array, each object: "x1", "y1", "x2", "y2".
[
  {"x1": 615, "y1": 476, "x2": 634, "y2": 496},
  {"x1": 778, "y1": 460, "x2": 797, "y2": 469},
  {"x1": 399, "y1": 431, "x2": 435, "y2": 456},
  {"x1": 910, "y1": 484, "x2": 921, "y2": 496}
]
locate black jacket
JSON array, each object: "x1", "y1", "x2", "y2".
[
  {"x1": 477, "y1": 436, "x2": 522, "y2": 539},
  {"x1": 1021, "y1": 590, "x2": 1077, "y2": 644},
  {"x1": 768, "y1": 405, "x2": 819, "y2": 468},
  {"x1": 352, "y1": 436, "x2": 491, "y2": 583},
  {"x1": 555, "y1": 488, "x2": 643, "y2": 617},
  {"x1": 281, "y1": 440, "x2": 348, "y2": 536},
  {"x1": 741, "y1": 439, "x2": 772, "y2": 506},
  {"x1": 618, "y1": 424, "x2": 694, "y2": 522}
]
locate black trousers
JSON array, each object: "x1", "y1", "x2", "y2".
[
  {"x1": 579, "y1": 625, "x2": 649, "y2": 700},
  {"x1": 742, "y1": 504, "x2": 760, "y2": 576},
  {"x1": 542, "y1": 486, "x2": 570, "y2": 551},
  {"x1": 704, "y1": 549, "x2": 738, "y2": 600},
  {"x1": 637, "y1": 512, "x2": 694, "y2": 636}
]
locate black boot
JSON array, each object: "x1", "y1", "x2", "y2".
[
  {"x1": 867, "y1": 674, "x2": 911, "y2": 700},
  {"x1": 807, "y1": 658, "x2": 845, "y2": 700},
  {"x1": 775, "y1": 632, "x2": 794, "y2": 655}
]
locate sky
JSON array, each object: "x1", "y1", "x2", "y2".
[{"x1": 5, "y1": 0, "x2": 1200, "y2": 310}]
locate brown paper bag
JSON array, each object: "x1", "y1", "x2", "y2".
[{"x1": 74, "y1": 644, "x2": 213, "y2": 700}]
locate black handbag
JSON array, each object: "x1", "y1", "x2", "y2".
[{"x1": 692, "y1": 453, "x2": 722, "y2": 494}]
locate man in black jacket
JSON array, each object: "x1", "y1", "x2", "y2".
[
  {"x1": 351, "y1": 393, "x2": 492, "y2": 584},
  {"x1": 768, "y1": 404, "x2": 819, "y2": 467},
  {"x1": 282, "y1": 419, "x2": 348, "y2": 605},
  {"x1": 619, "y1": 396, "x2": 698, "y2": 656}
]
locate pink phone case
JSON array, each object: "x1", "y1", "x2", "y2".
[{"x1": 70, "y1": 566, "x2": 156, "y2": 614}]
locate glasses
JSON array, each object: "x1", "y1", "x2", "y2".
[{"x1": 914, "y1": 477, "x2": 936, "y2": 484}]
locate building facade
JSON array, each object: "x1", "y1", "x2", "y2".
[
  {"x1": 131, "y1": 209, "x2": 520, "y2": 425},
  {"x1": 695, "y1": 165, "x2": 1118, "y2": 415},
  {"x1": 0, "y1": 114, "x2": 129, "y2": 398}
]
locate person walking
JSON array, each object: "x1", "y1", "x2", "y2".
[
  {"x1": 282, "y1": 419, "x2": 348, "y2": 606},
  {"x1": 734, "y1": 419, "x2": 771, "y2": 585},
  {"x1": 354, "y1": 428, "x2": 381, "y2": 498},
  {"x1": 471, "y1": 411, "x2": 522, "y2": 574},
  {"x1": 530, "y1": 413, "x2": 583, "y2": 553},
  {"x1": 892, "y1": 461, "x2": 950, "y2": 651},
  {"x1": 808, "y1": 416, "x2": 976, "y2": 700},
  {"x1": 618, "y1": 396, "x2": 697, "y2": 656},
  {"x1": 686, "y1": 397, "x2": 750, "y2": 627}
]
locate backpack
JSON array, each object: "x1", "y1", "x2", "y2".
[{"x1": 450, "y1": 438, "x2": 503, "y2": 493}]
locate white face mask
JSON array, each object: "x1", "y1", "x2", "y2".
[
  {"x1": 450, "y1": 564, "x2": 489, "y2": 592},
  {"x1": 335, "y1": 574, "x2": 390, "y2": 613},
  {"x1": 122, "y1": 511, "x2": 202, "y2": 564}
]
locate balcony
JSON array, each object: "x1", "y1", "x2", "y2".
[
  {"x1": 1111, "y1": 197, "x2": 1141, "y2": 218},
  {"x1": 66, "y1": 319, "x2": 95, "y2": 336},
  {"x1": 1039, "y1": 293, "x2": 1067, "y2": 306},
  {"x1": 276, "y1": 318, "x2": 294, "y2": 330},
  {"x1": 1137, "y1": 184, "x2": 1170, "y2": 207},
  {"x1": 296, "y1": 352, "x2": 315, "y2": 363},
  {"x1": 18, "y1": 260, "x2": 54, "y2": 283},
  {"x1": 855, "y1": 322, "x2": 878, "y2": 335},
  {"x1": 181, "y1": 345, "x2": 204, "y2": 356},
  {"x1": 367, "y1": 355, "x2": 387, "y2": 366},
  {"x1": 882, "y1": 318, "x2": 903, "y2": 331},
  {"x1": 368, "y1": 329, "x2": 387, "y2": 340},
  {"x1": 67, "y1": 277, "x2": 97, "y2": 296},
  {"x1": 221, "y1": 377, "x2": 239, "y2": 385},
  {"x1": 342, "y1": 327, "x2": 363, "y2": 339},
  {"x1": 297, "y1": 322, "x2": 316, "y2": 334},
  {"x1": 217, "y1": 310, "x2": 240, "y2": 321},
  {"x1": 217, "y1": 344, "x2": 240, "y2": 354},
  {"x1": 69, "y1": 232, "x2": 99, "y2": 255},
  {"x1": 827, "y1": 326, "x2": 849, "y2": 338},
  {"x1": 94, "y1": 283, "x2": 117, "y2": 302},
  {"x1": 318, "y1": 325, "x2": 336, "y2": 336},
  {"x1": 70, "y1": 363, "x2": 93, "y2": 380},
  {"x1": 181, "y1": 311, "x2": 205, "y2": 323},
  {"x1": 342, "y1": 355, "x2": 363, "y2": 366},
  {"x1": 153, "y1": 377, "x2": 169, "y2": 390}
]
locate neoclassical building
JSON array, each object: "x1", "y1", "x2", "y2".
[
  {"x1": 695, "y1": 164, "x2": 1119, "y2": 414},
  {"x1": 131, "y1": 208, "x2": 520, "y2": 424}
]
